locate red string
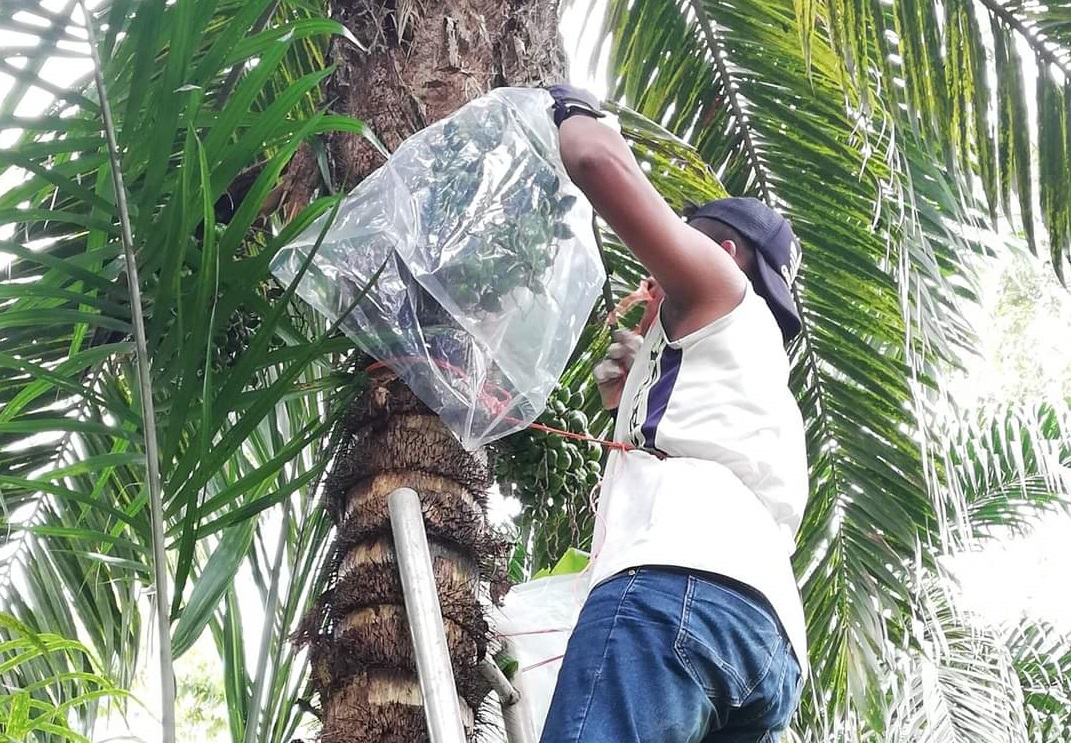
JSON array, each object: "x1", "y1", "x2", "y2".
[
  {"x1": 497, "y1": 627, "x2": 572, "y2": 637},
  {"x1": 366, "y1": 357, "x2": 638, "y2": 453},
  {"x1": 522, "y1": 654, "x2": 566, "y2": 672},
  {"x1": 525, "y1": 421, "x2": 633, "y2": 453}
]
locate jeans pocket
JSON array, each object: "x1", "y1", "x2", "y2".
[
  {"x1": 753, "y1": 644, "x2": 803, "y2": 733},
  {"x1": 673, "y1": 576, "x2": 784, "y2": 707}
]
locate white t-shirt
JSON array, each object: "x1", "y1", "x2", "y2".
[{"x1": 588, "y1": 282, "x2": 809, "y2": 675}]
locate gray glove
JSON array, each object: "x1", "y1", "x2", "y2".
[{"x1": 593, "y1": 329, "x2": 643, "y2": 410}]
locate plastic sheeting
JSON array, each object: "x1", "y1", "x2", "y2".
[
  {"x1": 271, "y1": 87, "x2": 604, "y2": 449},
  {"x1": 493, "y1": 573, "x2": 587, "y2": 740}
]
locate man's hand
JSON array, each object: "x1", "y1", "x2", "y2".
[
  {"x1": 593, "y1": 329, "x2": 643, "y2": 410},
  {"x1": 547, "y1": 84, "x2": 606, "y2": 128}
]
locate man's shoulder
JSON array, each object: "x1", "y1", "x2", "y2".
[{"x1": 672, "y1": 283, "x2": 787, "y2": 360}]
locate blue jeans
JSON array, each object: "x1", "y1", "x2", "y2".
[{"x1": 539, "y1": 567, "x2": 801, "y2": 743}]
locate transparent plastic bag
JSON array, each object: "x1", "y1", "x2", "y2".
[{"x1": 271, "y1": 87, "x2": 604, "y2": 449}]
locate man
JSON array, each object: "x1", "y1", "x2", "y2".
[{"x1": 539, "y1": 85, "x2": 808, "y2": 743}]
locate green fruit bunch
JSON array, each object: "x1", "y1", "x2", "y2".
[
  {"x1": 415, "y1": 114, "x2": 581, "y2": 315},
  {"x1": 494, "y1": 386, "x2": 603, "y2": 512},
  {"x1": 213, "y1": 279, "x2": 287, "y2": 369}
]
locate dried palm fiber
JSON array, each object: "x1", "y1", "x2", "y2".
[{"x1": 296, "y1": 370, "x2": 510, "y2": 743}]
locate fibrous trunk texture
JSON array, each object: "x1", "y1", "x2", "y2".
[
  {"x1": 295, "y1": 5, "x2": 565, "y2": 739},
  {"x1": 297, "y1": 374, "x2": 508, "y2": 742},
  {"x1": 281, "y1": 0, "x2": 567, "y2": 213}
]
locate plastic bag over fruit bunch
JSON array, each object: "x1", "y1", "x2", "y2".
[{"x1": 271, "y1": 88, "x2": 605, "y2": 449}]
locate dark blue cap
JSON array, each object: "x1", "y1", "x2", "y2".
[{"x1": 686, "y1": 197, "x2": 803, "y2": 343}]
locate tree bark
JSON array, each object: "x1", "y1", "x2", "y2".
[
  {"x1": 282, "y1": 0, "x2": 566, "y2": 214},
  {"x1": 294, "y1": 3, "x2": 566, "y2": 741}
]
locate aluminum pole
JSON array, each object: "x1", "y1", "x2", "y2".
[
  {"x1": 480, "y1": 659, "x2": 536, "y2": 743},
  {"x1": 388, "y1": 487, "x2": 467, "y2": 743}
]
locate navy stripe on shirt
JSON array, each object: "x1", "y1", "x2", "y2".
[{"x1": 639, "y1": 345, "x2": 683, "y2": 450}]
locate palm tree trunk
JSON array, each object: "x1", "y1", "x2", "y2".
[{"x1": 294, "y1": 3, "x2": 566, "y2": 741}]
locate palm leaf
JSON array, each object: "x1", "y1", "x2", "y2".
[
  {"x1": 0, "y1": 612, "x2": 128, "y2": 741},
  {"x1": 882, "y1": 570, "x2": 1030, "y2": 743},
  {"x1": 941, "y1": 401, "x2": 1071, "y2": 546},
  {"x1": 0, "y1": 0, "x2": 367, "y2": 738},
  {"x1": 814, "y1": 0, "x2": 1071, "y2": 278},
  {"x1": 585, "y1": 0, "x2": 1071, "y2": 737},
  {"x1": 1006, "y1": 620, "x2": 1071, "y2": 742}
]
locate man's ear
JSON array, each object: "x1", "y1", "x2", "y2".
[{"x1": 720, "y1": 239, "x2": 738, "y2": 257}]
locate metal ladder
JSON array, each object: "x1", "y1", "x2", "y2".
[{"x1": 389, "y1": 487, "x2": 536, "y2": 743}]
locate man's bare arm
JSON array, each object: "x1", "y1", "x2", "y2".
[{"x1": 558, "y1": 115, "x2": 746, "y2": 330}]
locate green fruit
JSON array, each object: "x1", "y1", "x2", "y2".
[
  {"x1": 565, "y1": 410, "x2": 588, "y2": 432},
  {"x1": 566, "y1": 447, "x2": 582, "y2": 471},
  {"x1": 545, "y1": 449, "x2": 560, "y2": 470}
]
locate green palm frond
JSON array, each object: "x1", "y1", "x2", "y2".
[
  {"x1": 882, "y1": 571, "x2": 1030, "y2": 743},
  {"x1": 590, "y1": 0, "x2": 1071, "y2": 736},
  {"x1": 0, "y1": 612, "x2": 128, "y2": 741},
  {"x1": 941, "y1": 400, "x2": 1071, "y2": 544},
  {"x1": 809, "y1": 0, "x2": 1071, "y2": 278},
  {"x1": 1006, "y1": 620, "x2": 1071, "y2": 742},
  {"x1": 1, "y1": 0, "x2": 365, "y2": 738}
]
